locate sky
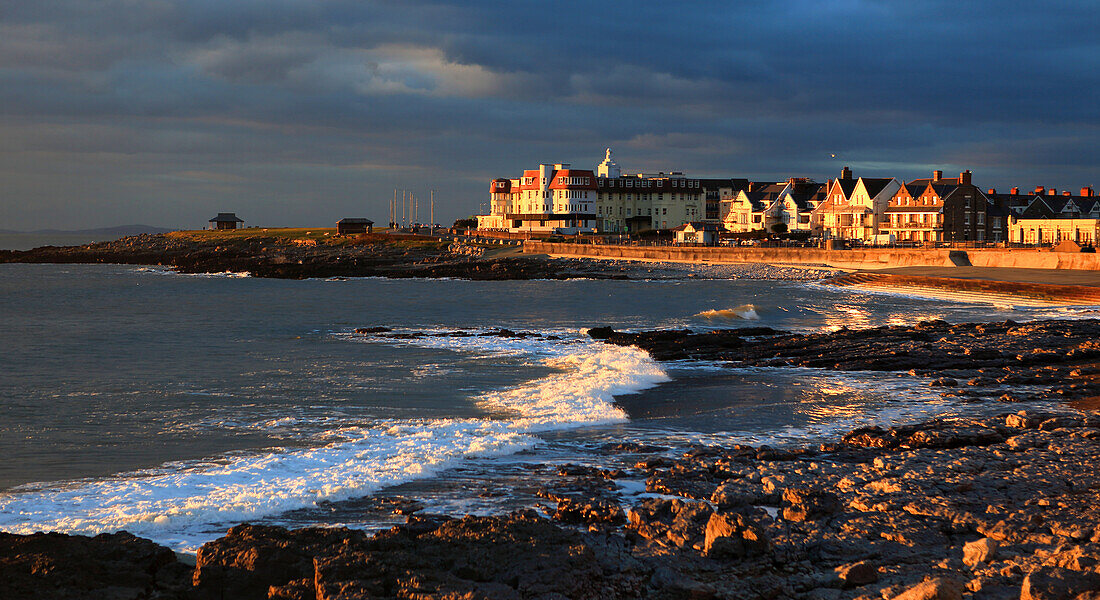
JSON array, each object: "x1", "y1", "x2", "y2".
[{"x1": 1, "y1": 0, "x2": 1097, "y2": 230}]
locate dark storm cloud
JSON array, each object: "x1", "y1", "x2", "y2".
[{"x1": 0, "y1": 0, "x2": 1097, "y2": 229}]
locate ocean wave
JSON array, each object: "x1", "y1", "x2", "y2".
[
  {"x1": 0, "y1": 330, "x2": 667, "y2": 552},
  {"x1": 696, "y1": 304, "x2": 760, "y2": 321}
]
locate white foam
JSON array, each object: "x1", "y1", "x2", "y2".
[{"x1": 0, "y1": 331, "x2": 668, "y2": 552}]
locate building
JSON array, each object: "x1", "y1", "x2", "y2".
[
  {"x1": 882, "y1": 170, "x2": 1002, "y2": 242},
  {"x1": 1004, "y1": 187, "x2": 1099, "y2": 245},
  {"x1": 209, "y1": 213, "x2": 244, "y2": 230},
  {"x1": 814, "y1": 167, "x2": 900, "y2": 242},
  {"x1": 719, "y1": 179, "x2": 822, "y2": 234},
  {"x1": 701, "y1": 178, "x2": 750, "y2": 221},
  {"x1": 478, "y1": 149, "x2": 710, "y2": 234},
  {"x1": 764, "y1": 178, "x2": 826, "y2": 233},
  {"x1": 673, "y1": 222, "x2": 720, "y2": 245},
  {"x1": 477, "y1": 163, "x2": 598, "y2": 234},
  {"x1": 337, "y1": 218, "x2": 374, "y2": 235},
  {"x1": 720, "y1": 183, "x2": 781, "y2": 232}
]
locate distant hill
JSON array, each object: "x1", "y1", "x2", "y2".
[{"x1": 0, "y1": 224, "x2": 175, "y2": 235}]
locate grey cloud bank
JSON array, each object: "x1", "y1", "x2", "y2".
[{"x1": 0, "y1": 0, "x2": 1097, "y2": 230}]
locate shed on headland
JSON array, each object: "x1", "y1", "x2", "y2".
[
  {"x1": 209, "y1": 213, "x2": 244, "y2": 230},
  {"x1": 337, "y1": 218, "x2": 374, "y2": 235}
]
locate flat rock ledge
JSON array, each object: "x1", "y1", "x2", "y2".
[
  {"x1": 588, "y1": 319, "x2": 1100, "y2": 405},
  {"x1": 4, "y1": 412, "x2": 1100, "y2": 599}
]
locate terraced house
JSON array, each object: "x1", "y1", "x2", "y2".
[
  {"x1": 1002, "y1": 187, "x2": 1100, "y2": 245},
  {"x1": 813, "y1": 167, "x2": 900, "y2": 242},
  {"x1": 883, "y1": 170, "x2": 1004, "y2": 242},
  {"x1": 720, "y1": 179, "x2": 824, "y2": 234},
  {"x1": 720, "y1": 182, "x2": 782, "y2": 232}
]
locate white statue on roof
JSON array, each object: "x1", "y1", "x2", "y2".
[{"x1": 597, "y1": 147, "x2": 620, "y2": 178}]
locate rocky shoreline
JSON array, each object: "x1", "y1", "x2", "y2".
[
  {"x1": 4, "y1": 320, "x2": 1100, "y2": 599},
  {"x1": 0, "y1": 232, "x2": 838, "y2": 281}
]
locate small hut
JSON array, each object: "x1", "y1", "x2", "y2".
[
  {"x1": 673, "y1": 222, "x2": 720, "y2": 245},
  {"x1": 209, "y1": 213, "x2": 244, "y2": 230},
  {"x1": 337, "y1": 218, "x2": 374, "y2": 235}
]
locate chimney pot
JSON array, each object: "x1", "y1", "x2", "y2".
[
  {"x1": 1050, "y1": 188, "x2": 1057, "y2": 196},
  {"x1": 1063, "y1": 190, "x2": 1072, "y2": 196},
  {"x1": 1011, "y1": 187, "x2": 1019, "y2": 195},
  {"x1": 1034, "y1": 186, "x2": 1045, "y2": 195},
  {"x1": 1082, "y1": 187, "x2": 1094, "y2": 197},
  {"x1": 933, "y1": 170, "x2": 943, "y2": 182},
  {"x1": 988, "y1": 188, "x2": 997, "y2": 195}
]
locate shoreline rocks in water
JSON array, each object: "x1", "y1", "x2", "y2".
[
  {"x1": 0, "y1": 232, "x2": 839, "y2": 281},
  {"x1": 589, "y1": 319, "x2": 1100, "y2": 405},
  {"x1": 4, "y1": 319, "x2": 1100, "y2": 599}
]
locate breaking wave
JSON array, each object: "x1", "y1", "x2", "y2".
[
  {"x1": 696, "y1": 304, "x2": 760, "y2": 321},
  {"x1": 0, "y1": 330, "x2": 667, "y2": 552}
]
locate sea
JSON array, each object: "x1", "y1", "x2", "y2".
[{"x1": 0, "y1": 262, "x2": 1090, "y2": 553}]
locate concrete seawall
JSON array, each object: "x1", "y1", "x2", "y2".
[{"x1": 524, "y1": 242, "x2": 1100, "y2": 271}]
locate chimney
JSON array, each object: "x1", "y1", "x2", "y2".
[
  {"x1": 1034, "y1": 186, "x2": 1045, "y2": 195},
  {"x1": 988, "y1": 188, "x2": 997, "y2": 195},
  {"x1": 841, "y1": 166, "x2": 852, "y2": 180},
  {"x1": 933, "y1": 170, "x2": 943, "y2": 182},
  {"x1": 1063, "y1": 190, "x2": 1072, "y2": 196},
  {"x1": 1049, "y1": 188, "x2": 1057, "y2": 196},
  {"x1": 1010, "y1": 187, "x2": 1019, "y2": 195},
  {"x1": 959, "y1": 170, "x2": 972, "y2": 185},
  {"x1": 1082, "y1": 187, "x2": 1095, "y2": 197}
]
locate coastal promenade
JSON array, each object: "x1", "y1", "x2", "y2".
[{"x1": 524, "y1": 241, "x2": 1100, "y2": 271}]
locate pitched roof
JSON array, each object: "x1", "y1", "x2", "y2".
[
  {"x1": 209, "y1": 213, "x2": 243, "y2": 222},
  {"x1": 837, "y1": 178, "x2": 858, "y2": 198},
  {"x1": 860, "y1": 178, "x2": 894, "y2": 198}
]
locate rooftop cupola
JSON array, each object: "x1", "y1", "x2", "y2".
[{"x1": 596, "y1": 147, "x2": 621, "y2": 178}]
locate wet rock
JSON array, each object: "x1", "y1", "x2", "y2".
[
  {"x1": 354, "y1": 326, "x2": 391, "y2": 333},
  {"x1": 587, "y1": 326, "x2": 616, "y2": 339},
  {"x1": 929, "y1": 377, "x2": 958, "y2": 387}
]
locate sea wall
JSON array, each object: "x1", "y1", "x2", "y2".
[{"x1": 524, "y1": 242, "x2": 1100, "y2": 271}]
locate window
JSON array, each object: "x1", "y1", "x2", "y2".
[
  {"x1": 977, "y1": 213, "x2": 985, "y2": 225},
  {"x1": 662, "y1": 208, "x2": 667, "y2": 215}
]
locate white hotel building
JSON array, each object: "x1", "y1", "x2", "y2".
[{"x1": 477, "y1": 149, "x2": 705, "y2": 234}]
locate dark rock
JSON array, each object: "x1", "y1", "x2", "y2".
[
  {"x1": 0, "y1": 531, "x2": 189, "y2": 600},
  {"x1": 782, "y1": 488, "x2": 841, "y2": 522},
  {"x1": 354, "y1": 326, "x2": 391, "y2": 334},
  {"x1": 627, "y1": 498, "x2": 713, "y2": 551},
  {"x1": 1020, "y1": 566, "x2": 1100, "y2": 600},
  {"x1": 703, "y1": 512, "x2": 771, "y2": 559},
  {"x1": 835, "y1": 560, "x2": 879, "y2": 587}
]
